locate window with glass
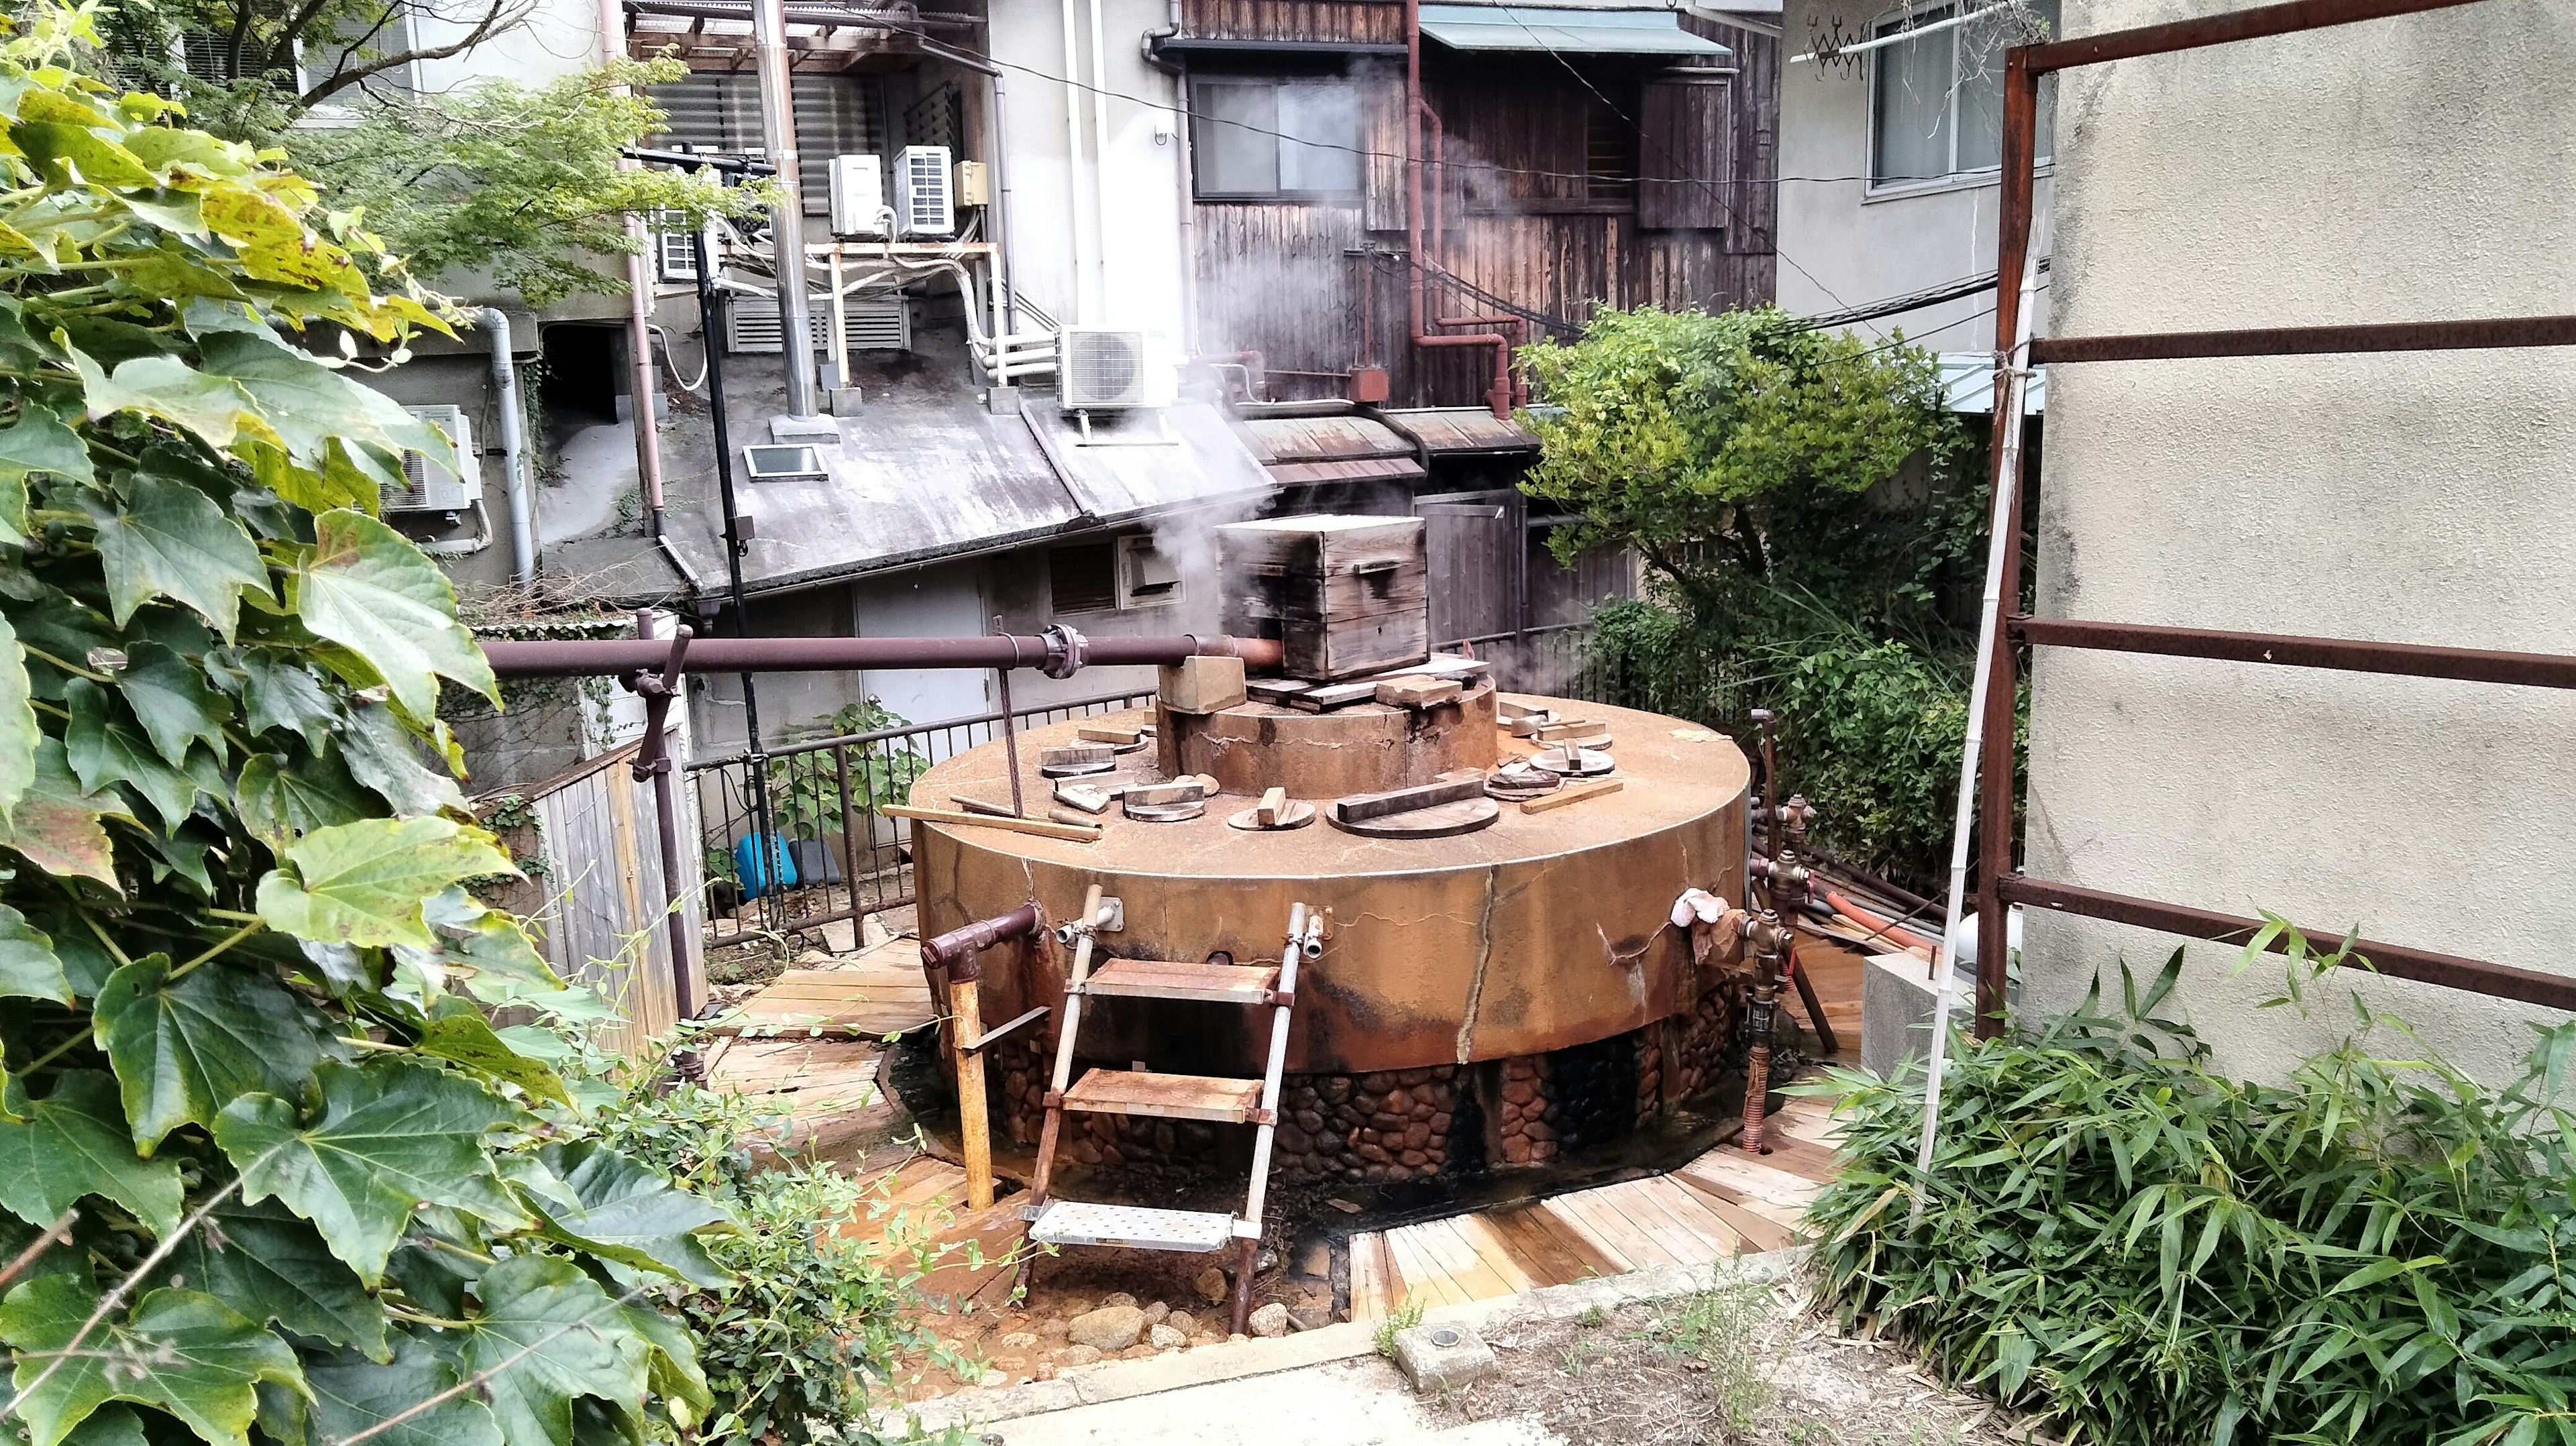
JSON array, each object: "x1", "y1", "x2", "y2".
[
  {"x1": 1869, "y1": 0, "x2": 2057, "y2": 189},
  {"x1": 1191, "y1": 78, "x2": 1363, "y2": 199}
]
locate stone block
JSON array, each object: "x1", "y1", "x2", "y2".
[
  {"x1": 1158, "y1": 655, "x2": 1247, "y2": 714},
  {"x1": 1862, "y1": 950, "x2": 1972, "y2": 1080},
  {"x1": 1391, "y1": 1322, "x2": 1499, "y2": 1393}
]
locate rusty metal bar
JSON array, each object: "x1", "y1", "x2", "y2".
[
  {"x1": 1994, "y1": 875, "x2": 2576, "y2": 1013},
  {"x1": 2030, "y1": 315, "x2": 2576, "y2": 366},
  {"x1": 919, "y1": 903, "x2": 1044, "y2": 975},
  {"x1": 2025, "y1": 0, "x2": 2484, "y2": 74},
  {"x1": 484, "y1": 632, "x2": 1281, "y2": 679},
  {"x1": 2014, "y1": 617, "x2": 2576, "y2": 689}
]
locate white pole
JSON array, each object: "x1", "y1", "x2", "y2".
[
  {"x1": 751, "y1": 0, "x2": 817, "y2": 418},
  {"x1": 1909, "y1": 233, "x2": 2045, "y2": 1227}
]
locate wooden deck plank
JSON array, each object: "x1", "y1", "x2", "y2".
[
  {"x1": 1412, "y1": 1217, "x2": 1518, "y2": 1301},
  {"x1": 1550, "y1": 1191, "x2": 1674, "y2": 1270},
  {"x1": 1483, "y1": 1202, "x2": 1617, "y2": 1286},
  {"x1": 1384, "y1": 1227, "x2": 1470, "y2": 1308},
  {"x1": 1349, "y1": 1231, "x2": 1386, "y2": 1321},
  {"x1": 1600, "y1": 1179, "x2": 1721, "y2": 1266},
  {"x1": 1451, "y1": 1213, "x2": 1546, "y2": 1295},
  {"x1": 1671, "y1": 1175, "x2": 1804, "y2": 1252},
  {"x1": 1063, "y1": 1069, "x2": 1262, "y2": 1123},
  {"x1": 1637, "y1": 1177, "x2": 1748, "y2": 1259},
  {"x1": 1362, "y1": 1232, "x2": 1401, "y2": 1317}
]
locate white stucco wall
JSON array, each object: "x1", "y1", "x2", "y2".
[
  {"x1": 1776, "y1": 0, "x2": 2052, "y2": 343},
  {"x1": 2021, "y1": 0, "x2": 2576, "y2": 1081},
  {"x1": 411, "y1": 0, "x2": 604, "y2": 95},
  {"x1": 990, "y1": 0, "x2": 1189, "y2": 369}
]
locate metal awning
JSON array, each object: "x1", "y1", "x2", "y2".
[{"x1": 1417, "y1": 5, "x2": 1731, "y2": 56}]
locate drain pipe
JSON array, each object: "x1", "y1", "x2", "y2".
[
  {"x1": 1061, "y1": 0, "x2": 1095, "y2": 323},
  {"x1": 596, "y1": 0, "x2": 668, "y2": 527},
  {"x1": 1087, "y1": 0, "x2": 1113, "y2": 315},
  {"x1": 1403, "y1": 0, "x2": 1512, "y2": 419},
  {"x1": 1142, "y1": 0, "x2": 1200, "y2": 355},
  {"x1": 480, "y1": 308, "x2": 538, "y2": 586},
  {"x1": 752, "y1": 0, "x2": 819, "y2": 418}
]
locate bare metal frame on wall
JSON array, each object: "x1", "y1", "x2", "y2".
[{"x1": 1971, "y1": 0, "x2": 2576, "y2": 1034}]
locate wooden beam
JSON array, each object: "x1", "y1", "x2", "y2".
[{"x1": 881, "y1": 804, "x2": 1101, "y2": 842}]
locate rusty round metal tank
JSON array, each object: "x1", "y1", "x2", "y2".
[{"x1": 908, "y1": 687, "x2": 1750, "y2": 1079}]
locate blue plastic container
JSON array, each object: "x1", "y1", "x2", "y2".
[{"x1": 733, "y1": 832, "x2": 798, "y2": 894}]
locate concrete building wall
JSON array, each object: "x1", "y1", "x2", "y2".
[
  {"x1": 411, "y1": 0, "x2": 602, "y2": 95},
  {"x1": 991, "y1": 0, "x2": 1190, "y2": 364},
  {"x1": 1775, "y1": 0, "x2": 2053, "y2": 343},
  {"x1": 2020, "y1": 0, "x2": 2576, "y2": 1081}
]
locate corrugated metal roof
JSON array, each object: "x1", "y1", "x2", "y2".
[
  {"x1": 1240, "y1": 414, "x2": 1419, "y2": 463},
  {"x1": 1381, "y1": 407, "x2": 1542, "y2": 454},
  {"x1": 1267, "y1": 457, "x2": 1429, "y2": 486},
  {"x1": 1418, "y1": 4, "x2": 1731, "y2": 54}
]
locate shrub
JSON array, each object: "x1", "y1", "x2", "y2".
[{"x1": 1805, "y1": 946, "x2": 2576, "y2": 1446}]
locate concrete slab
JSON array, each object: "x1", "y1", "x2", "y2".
[
  {"x1": 1860, "y1": 950, "x2": 1971, "y2": 1079},
  {"x1": 973, "y1": 1356, "x2": 1543, "y2": 1446}
]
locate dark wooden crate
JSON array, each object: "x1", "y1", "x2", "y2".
[{"x1": 1217, "y1": 516, "x2": 1430, "y2": 679}]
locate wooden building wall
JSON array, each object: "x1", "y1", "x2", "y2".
[{"x1": 1184, "y1": 7, "x2": 1778, "y2": 410}]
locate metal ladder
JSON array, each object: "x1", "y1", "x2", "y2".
[{"x1": 1021, "y1": 884, "x2": 1316, "y2": 1335}]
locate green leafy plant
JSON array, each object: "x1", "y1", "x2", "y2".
[
  {"x1": 1374, "y1": 1296, "x2": 1424, "y2": 1358},
  {"x1": 0, "y1": 16, "x2": 727, "y2": 1445},
  {"x1": 572, "y1": 1048, "x2": 975, "y2": 1443},
  {"x1": 1644, "y1": 1278, "x2": 1778, "y2": 1441},
  {"x1": 1806, "y1": 943, "x2": 2576, "y2": 1446},
  {"x1": 760, "y1": 698, "x2": 931, "y2": 843}
]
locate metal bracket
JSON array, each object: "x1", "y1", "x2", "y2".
[
  {"x1": 961, "y1": 1005, "x2": 1051, "y2": 1057},
  {"x1": 1053, "y1": 895, "x2": 1124, "y2": 944}
]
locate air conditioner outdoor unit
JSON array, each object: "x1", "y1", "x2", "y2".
[
  {"x1": 892, "y1": 145, "x2": 953, "y2": 237},
  {"x1": 654, "y1": 227, "x2": 700, "y2": 283},
  {"x1": 384, "y1": 404, "x2": 480, "y2": 513},
  {"x1": 1057, "y1": 328, "x2": 1150, "y2": 410},
  {"x1": 728, "y1": 297, "x2": 913, "y2": 355},
  {"x1": 827, "y1": 154, "x2": 885, "y2": 237}
]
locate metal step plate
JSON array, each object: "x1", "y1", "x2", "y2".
[{"x1": 1030, "y1": 1200, "x2": 1237, "y2": 1253}]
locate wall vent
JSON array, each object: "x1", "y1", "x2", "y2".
[
  {"x1": 727, "y1": 298, "x2": 911, "y2": 355},
  {"x1": 383, "y1": 404, "x2": 481, "y2": 514}
]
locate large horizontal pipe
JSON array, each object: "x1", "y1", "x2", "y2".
[
  {"x1": 920, "y1": 904, "x2": 1043, "y2": 978},
  {"x1": 2024, "y1": 0, "x2": 2481, "y2": 74},
  {"x1": 1993, "y1": 875, "x2": 2576, "y2": 1013},
  {"x1": 482, "y1": 632, "x2": 1281, "y2": 679},
  {"x1": 2027, "y1": 315, "x2": 2576, "y2": 366},
  {"x1": 2010, "y1": 616, "x2": 2576, "y2": 690}
]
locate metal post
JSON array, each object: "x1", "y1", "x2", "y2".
[
  {"x1": 626, "y1": 618, "x2": 701, "y2": 1030},
  {"x1": 697, "y1": 247, "x2": 776, "y2": 920},
  {"x1": 751, "y1": 0, "x2": 817, "y2": 419},
  {"x1": 993, "y1": 617, "x2": 1024, "y2": 818},
  {"x1": 1972, "y1": 46, "x2": 2040, "y2": 1040}
]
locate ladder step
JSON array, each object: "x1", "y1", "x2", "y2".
[
  {"x1": 1029, "y1": 1199, "x2": 1239, "y2": 1253},
  {"x1": 1081, "y1": 957, "x2": 1282, "y2": 1003},
  {"x1": 1064, "y1": 1068, "x2": 1264, "y2": 1123}
]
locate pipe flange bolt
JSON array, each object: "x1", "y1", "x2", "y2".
[{"x1": 1041, "y1": 623, "x2": 1088, "y2": 679}]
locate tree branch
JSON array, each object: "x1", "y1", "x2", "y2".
[{"x1": 294, "y1": 0, "x2": 536, "y2": 109}]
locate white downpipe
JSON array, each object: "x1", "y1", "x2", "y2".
[
  {"x1": 1061, "y1": 0, "x2": 1095, "y2": 324},
  {"x1": 595, "y1": 0, "x2": 665, "y2": 524},
  {"x1": 1909, "y1": 231, "x2": 2047, "y2": 1227},
  {"x1": 1087, "y1": 0, "x2": 1113, "y2": 319},
  {"x1": 480, "y1": 308, "x2": 537, "y2": 585},
  {"x1": 752, "y1": 0, "x2": 818, "y2": 417}
]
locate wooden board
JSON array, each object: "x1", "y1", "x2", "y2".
[
  {"x1": 710, "y1": 940, "x2": 936, "y2": 1037},
  {"x1": 881, "y1": 804, "x2": 1099, "y2": 842},
  {"x1": 1520, "y1": 777, "x2": 1623, "y2": 814},
  {"x1": 1375, "y1": 675, "x2": 1462, "y2": 709},
  {"x1": 1082, "y1": 956, "x2": 1281, "y2": 1003},
  {"x1": 1330, "y1": 795, "x2": 1499, "y2": 839},
  {"x1": 1331, "y1": 773, "x2": 1488, "y2": 823},
  {"x1": 1228, "y1": 800, "x2": 1317, "y2": 830},
  {"x1": 1063, "y1": 1068, "x2": 1263, "y2": 1123},
  {"x1": 706, "y1": 1040, "x2": 883, "y2": 1116}
]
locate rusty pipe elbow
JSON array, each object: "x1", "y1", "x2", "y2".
[{"x1": 920, "y1": 903, "x2": 1043, "y2": 980}]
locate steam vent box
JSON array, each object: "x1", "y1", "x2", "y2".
[{"x1": 1217, "y1": 515, "x2": 1430, "y2": 679}]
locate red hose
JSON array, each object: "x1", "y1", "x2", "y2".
[{"x1": 1823, "y1": 888, "x2": 1942, "y2": 955}]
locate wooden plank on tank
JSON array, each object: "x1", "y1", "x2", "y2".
[{"x1": 1063, "y1": 1068, "x2": 1263, "y2": 1123}]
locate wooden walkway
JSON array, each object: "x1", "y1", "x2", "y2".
[
  {"x1": 1348, "y1": 1093, "x2": 1844, "y2": 1318},
  {"x1": 704, "y1": 1038, "x2": 885, "y2": 1119},
  {"x1": 709, "y1": 935, "x2": 938, "y2": 1038}
]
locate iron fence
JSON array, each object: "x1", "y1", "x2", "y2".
[
  {"x1": 686, "y1": 687, "x2": 1157, "y2": 951},
  {"x1": 1439, "y1": 622, "x2": 1609, "y2": 704}
]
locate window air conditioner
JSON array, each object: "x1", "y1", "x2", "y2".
[
  {"x1": 384, "y1": 405, "x2": 481, "y2": 513},
  {"x1": 827, "y1": 154, "x2": 885, "y2": 237},
  {"x1": 892, "y1": 145, "x2": 954, "y2": 237},
  {"x1": 655, "y1": 227, "x2": 700, "y2": 283},
  {"x1": 727, "y1": 297, "x2": 912, "y2": 355},
  {"x1": 1057, "y1": 328, "x2": 1150, "y2": 410}
]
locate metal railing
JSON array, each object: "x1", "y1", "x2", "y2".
[
  {"x1": 1438, "y1": 622, "x2": 1610, "y2": 704},
  {"x1": 686, "y1": 688, "x2": 1157, "y2": 950}
]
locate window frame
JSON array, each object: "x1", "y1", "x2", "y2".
[
  {"x1": 1862, "y1": 0, "x2": 2056, "y2": 199},
  {"x1": 1189, "y1": 76, "x2": 1366, "y2": 204}
]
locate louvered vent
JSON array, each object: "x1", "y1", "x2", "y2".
[
  {"x1": 383, "y1": 405, "x2": 482, "y2": 514},
  {"x1": 727, "y1": 298, "x2": 910, "y2": 355}
]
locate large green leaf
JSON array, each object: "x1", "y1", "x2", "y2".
[
  {"x1": 0, "y1": 612, "x2": 40, "y2": 817},
  {"x1": 254, "y1": 816, "x2": 512, "y2": 950},
  {"x1": 71, "y1": 349, "x2": 258, "y2": 451},
  {"x1": 229, "y1": 649, "x2": 339, "y2": 744},
  {"x1": 64, "y1": 676, "x2": 203, "y2": 830},
  {"x1": 113, "y1": 642, "x2": 232, "y2": 767},
  {"x1": 522, "y1": 1141, "x2": 730, "y2": 1287},
  {"x1": 437, "y1": 1254, "x2": 647, "y2": 1446},
  {"x1": 0, "y1": 901, "x2": 70, "y2": 1003},
  {"x1": 233, "y1": 746, "x2": 370, "y2": 848},
  {"x1": 197, "y1": 331, "x2": 448, "y2": 474},
  {"x1": 416, "y1": 997, "x2": 572, "y2": 1108},
  {"x1": 0, "y1": 1071, "x2": 182, "y2": 1238},
  {"x1": 211, "y1": 1059, "x2": 525, "y2": 1282},
  {"x1": 0, "y1": 737, "x2": 124, "y2": 889},
  {"x1": 305, "y1": 1333, "x2": 502, "y2": 1446},
  {"x1": 0, "y1": 1277, "x2": 305, "y2": 1446},
  {"x1": 616, "y1": 1303, "x2": 710, "y2": 1424},
  {"x1": 155, "y1": 1195, "x2": 386, "y2": 1361},
  {"x1": 83, "y1": 471, "x2": 272, "y2": 638},
  {"x1": 337, "y1": 702, "x2": 466, "y2": 816},
  {"x1": 93, "y1": 953, "x2": 331, "y2": 1155},
  {"x1": 288, "y1": 510, "x2": 493, "y2": 717},
  {"x1": 0, "y1": 405, "x2": 94, "y2": 546}
]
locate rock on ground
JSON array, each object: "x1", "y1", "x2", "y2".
[
  {"x1": 1248, "y1": 1303, "x2": 1290, "y2": 1339},
  {"x1": 1148, "y1": 1323, "x2": 1186, "y2": 1349},
  {"x1": 1193, "y1": 1268, "x2": 1229, "y2": 1305},
  {"x1": 1067, "y1": 1306, "x2": 1145, "y2": 1352}
]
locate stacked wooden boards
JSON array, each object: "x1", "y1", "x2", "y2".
[
  {"x1": 1347, "y1": 1093, "x2": 1843, "y2": 1317},
  {"x1": 707, "y1": 935, "x2": 936, "y2": 1037},
  {"x1": 1217, "y1": 516, "x2": 1430, "y2": 680}
]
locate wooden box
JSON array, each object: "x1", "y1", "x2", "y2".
[{"x1": 1216, "y1": 516, "x2": 1430, "y2": 680}]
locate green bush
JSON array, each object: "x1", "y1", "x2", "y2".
[
  {"x1": 574, "y1": 1051, "x2": 974, "y2": 1443},
  {"x1": 1805, "y1": 947, "x2": 2576, "y2": 1446}
]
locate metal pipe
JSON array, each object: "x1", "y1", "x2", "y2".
[
  {"x1": 1403, "y1": 0, "x2": 1513, "y2": 419},
  {"x1": 920, "y1": 902, "x2": 1044, "y2": 972},
  {"x1": 1994, "y1": 875, "x2": 2576, "y2": 1014},
  {"x1": 1087, "y1": 0, "x2": 1112, "y2": 315},
  {"x1": 478, "y1": 308, "x2": 538, "y2": 586},
  {"x1": 483, "y1": 631, "x2": 1284, "y2": 678},
  {"x1": 2026, "y1": 0, "x2": 2481, "y2": 74},
  {"x1": 2012, "y1": 617, "x2": 2576, "y2": 689},
  {"x1": 989, "y1": 70, "x2": 1020, "y2": 339},
  {"x1": 1061, "y1": 0, "x2": 1095, "y2": 323},
  {"x1": 598, "y1": 0, "x2": 669, "y2": 526},
  {"x1": 2031, "y1": 315, "x2": 2576, "y2": 366},
  {"x1": 625, "y1": 617, "x2": 700, "y2": 1019},
  {"x1": 752, "y1": 0, "x2": 818, "y2": 418}
]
